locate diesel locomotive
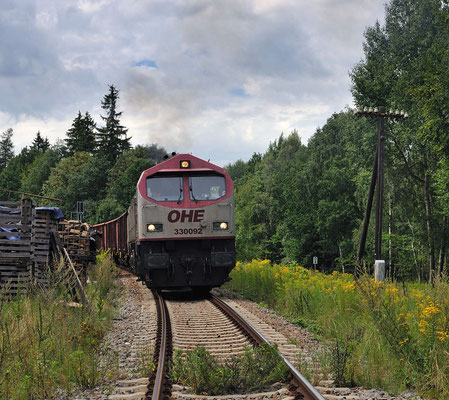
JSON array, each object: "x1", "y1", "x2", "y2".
[{"x1": 93, "y1": 154, "x2": 235, "y2": 291}]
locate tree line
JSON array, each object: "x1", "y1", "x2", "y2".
[
  {"x1": 226, "y1": 0, "x2": 449, "y2": 281},
  {"x1": 0, "y1": 85, "x2": 166, "y2": 222}
]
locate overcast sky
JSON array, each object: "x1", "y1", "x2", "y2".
[{"x1": 0, "y1": 0, "x2": 386, "y2": 166}]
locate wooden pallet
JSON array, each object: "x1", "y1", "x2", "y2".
[
  {"x1": 0, "y1": 199, "x2": 35, "y2": 294},
  {"x1": 0, "y1": 200, "x2": 95, "y2": 296}
]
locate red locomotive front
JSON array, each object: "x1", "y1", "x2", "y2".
[{"x1": 128, "y1": 153, "x2": 235, "y2": 291}]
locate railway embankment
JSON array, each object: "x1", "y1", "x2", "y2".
[
  {"x1": 223, "y1": 260, "x2": 435, "y2": 399},
  {"x1": 58, "y1": 267, "x2": 159, "y2": 400},
  {"x1": 43, "y1": 260, "x2": 430, "y2": 400},
  {"x1": 212, "y1": 288, "x2": 421, "y2": 400},
  {"x1": 0, "y1": 252, "x2": 121, "y2": 400},
  {"x1": 3, "y1": 256, "x2": 433, "y2": 399}
]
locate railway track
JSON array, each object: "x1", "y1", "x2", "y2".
[
  {"x1": 93, "y1": 273, "x2": 410, "y2": 400},
  {"x1": 147, "y1": 291, "x2": 171, "y2": 399},
  {"x1": 211, "y1": 295, "x2": 325, "y2": 400},
  {"x1": 147, "y1": 291, "x2": 325, "y2": 400}
]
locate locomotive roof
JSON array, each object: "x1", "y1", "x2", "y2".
[{"x1": 141, "y1": 154, "x2": 228, "y2": 177}]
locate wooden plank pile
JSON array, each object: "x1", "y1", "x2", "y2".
[
  {"x1": 0, "y1": 199, "x2": 95, "y2": 295},
  {"x1": 0, "y1": 199, "x2": 35, "y2": 294}
]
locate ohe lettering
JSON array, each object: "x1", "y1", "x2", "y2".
[{"x1": 168, "y1": 209, "x2": 205, "y2": 223}]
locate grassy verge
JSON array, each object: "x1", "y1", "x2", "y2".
[
  {"x1": 170, "y1": 344, "x2": 288, "y2": 395},
  {"x1": 224, "y1": 259, "x2": 449, "y2": 399},
  {"x1": 0, "y1": 252, "x2": 121, "y2": 399}
]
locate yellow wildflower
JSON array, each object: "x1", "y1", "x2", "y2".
[
  {"x1": 386, "y1": 285, "x2": 399, "y2": 295},
  {"x1": 418, "y1": 319, "x2": 429, "y2": 334},
  {"x1": 421, "y1": 304, "x2": 440, "y2": 318}
]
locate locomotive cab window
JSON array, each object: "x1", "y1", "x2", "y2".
[
  {"x1": 147, "y1": 175, "x2": 184, "y2": 202},
  {"x1": 189, "y1": 174, "x2": 226, "y2": 201}
]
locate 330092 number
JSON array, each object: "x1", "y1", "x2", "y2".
[{"x1": 174, "y1": 228, "x2": 203, "y2": 235}]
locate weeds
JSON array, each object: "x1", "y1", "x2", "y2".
[
  {"x1": 170, "y1": 344, "x2": 289, "y2": 395},
  {"x1": 136, "y1": 345, "x2": 155, "y2": 376},
  {"x1": 225, "y1": 259, "x2": 449, "y2": 399},
  {"x1": 0, "y1": 252, "x2": 121, "y2": 399}
]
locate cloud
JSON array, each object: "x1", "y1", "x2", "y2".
[{"x1": 0, "y1": 0, "x2": 386, "y2": 165}]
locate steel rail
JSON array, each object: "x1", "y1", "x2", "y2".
[
  {"x1": 147, "y1": 291, "x2": 171, "y2": 400},
  {"x1": 210, "y1": 295, "x2": 325, "y2": 400}
]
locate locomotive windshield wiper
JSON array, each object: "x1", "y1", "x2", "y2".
[
  {"x1": 189, "y1": 185, "x2": 199, "y2": 203},
  {"x1": 177, "y1": 188, "x2": 183, "y2": 203},
  {"x1": 177, "y1": 178, "x2": 183, "y2": 203}
]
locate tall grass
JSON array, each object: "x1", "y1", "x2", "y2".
[
  {"x1": 225, "y1": 260, "x2": 449, "y2": 398},
  {"x1": 0, "y1": 252, "x2": 121, "y2": 399}
]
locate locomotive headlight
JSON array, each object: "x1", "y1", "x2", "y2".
[
  {"x1": 180, "y1": 160, "x2": 191, "y2": 168},
  {"x1": 213, "y1": 221, "x2": 228, "y2": 230},
  {"x1": 147, "y1": 223, "x2": 163, "y2": 232}
]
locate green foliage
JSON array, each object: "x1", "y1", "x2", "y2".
[
  {"x1": 435, "y1": 158, "x2": 449, "y2": 216},
  {"x1": 0, "y1": 146, "x2": 40, "y2": 201},
  {"x1": 96, "y1": 85, "x2": 131, "y2": 162},
  {"x1": 230, "y1": 116, "x2": 378, "y2": 272},
  {"x1": 66, "y1": 155, "x2": 112, "y2": 207},
  {"x1": 228, "y1": 0, "x2": 449, "y2": 276},
  {"x1": 170, "y1": 344, "x2": 288, "y2": 395},
  {"x1": 225, "y1": 152, "x2": 262, "y2": 186},
  {"x1": 66, "y1": 111, "x2": 97, "y2": 155},
  {"x1": 105, "y1": 147, "x2": 155, "y2": 208},
  {"x1": 226, "y1": 260, "x2": 449, "y2": 398},
  {"x1": 0, "y1": 254, "x2": 121, "y2": 399},
  {"x1": 40, "y1": 152, "x2": 91, "y2": 215},
  {"x1": 20, "y1": 146, "x2": 66, "y2": 196},
  {"x1": 0, "y1": 128, "x2": 14, "y2": 171},
  {"x1": 90, "y1": 197, "x2": 123, "y2": 224},
  {"x1": 350, "y1": 0, "x2": 449, "y2": 278},
  {"x1": 31, "y1": 131, "x2": 50, "y2": 153},
  {"x1": 86, "y1": 145, "x2": 165, "y2": 223},
  {"x1": 21, "y1": 141, "x2": 166, "y2": 222},
  {"x1": 234, "y1": 171, "x2": 271, "y2": 260}
]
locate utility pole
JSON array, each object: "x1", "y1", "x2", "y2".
[{"x1": 355, "y1": 106, "x2": 408, "y2": 279}]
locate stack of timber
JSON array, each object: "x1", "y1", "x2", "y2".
[
  {"x1": 0, "y1": 199, "x2": 95, "y2": 296},
  {"x1": 57, "y1": 220, "x2": 95, "y2": 284},
  {"x1": 0, "y1": 199, "x2": 36, "y2": 294}
]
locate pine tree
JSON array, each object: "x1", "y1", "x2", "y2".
[
  {"x1": 96, "y1": 85, "x2": 131, "y2": 162},
  {"x1": 0, "y1": 128, "x2": 14, "y2": 171},
  {"x1": 66, "y1": 111, "x2": 97, "y2": 154},
  {"x1": 32, "y1": 131, "x2": 50, "y2": 152}
]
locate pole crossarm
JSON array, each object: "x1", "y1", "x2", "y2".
[{"x1": 355, "y1": 107, "x2": 408, "y2": 120}]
